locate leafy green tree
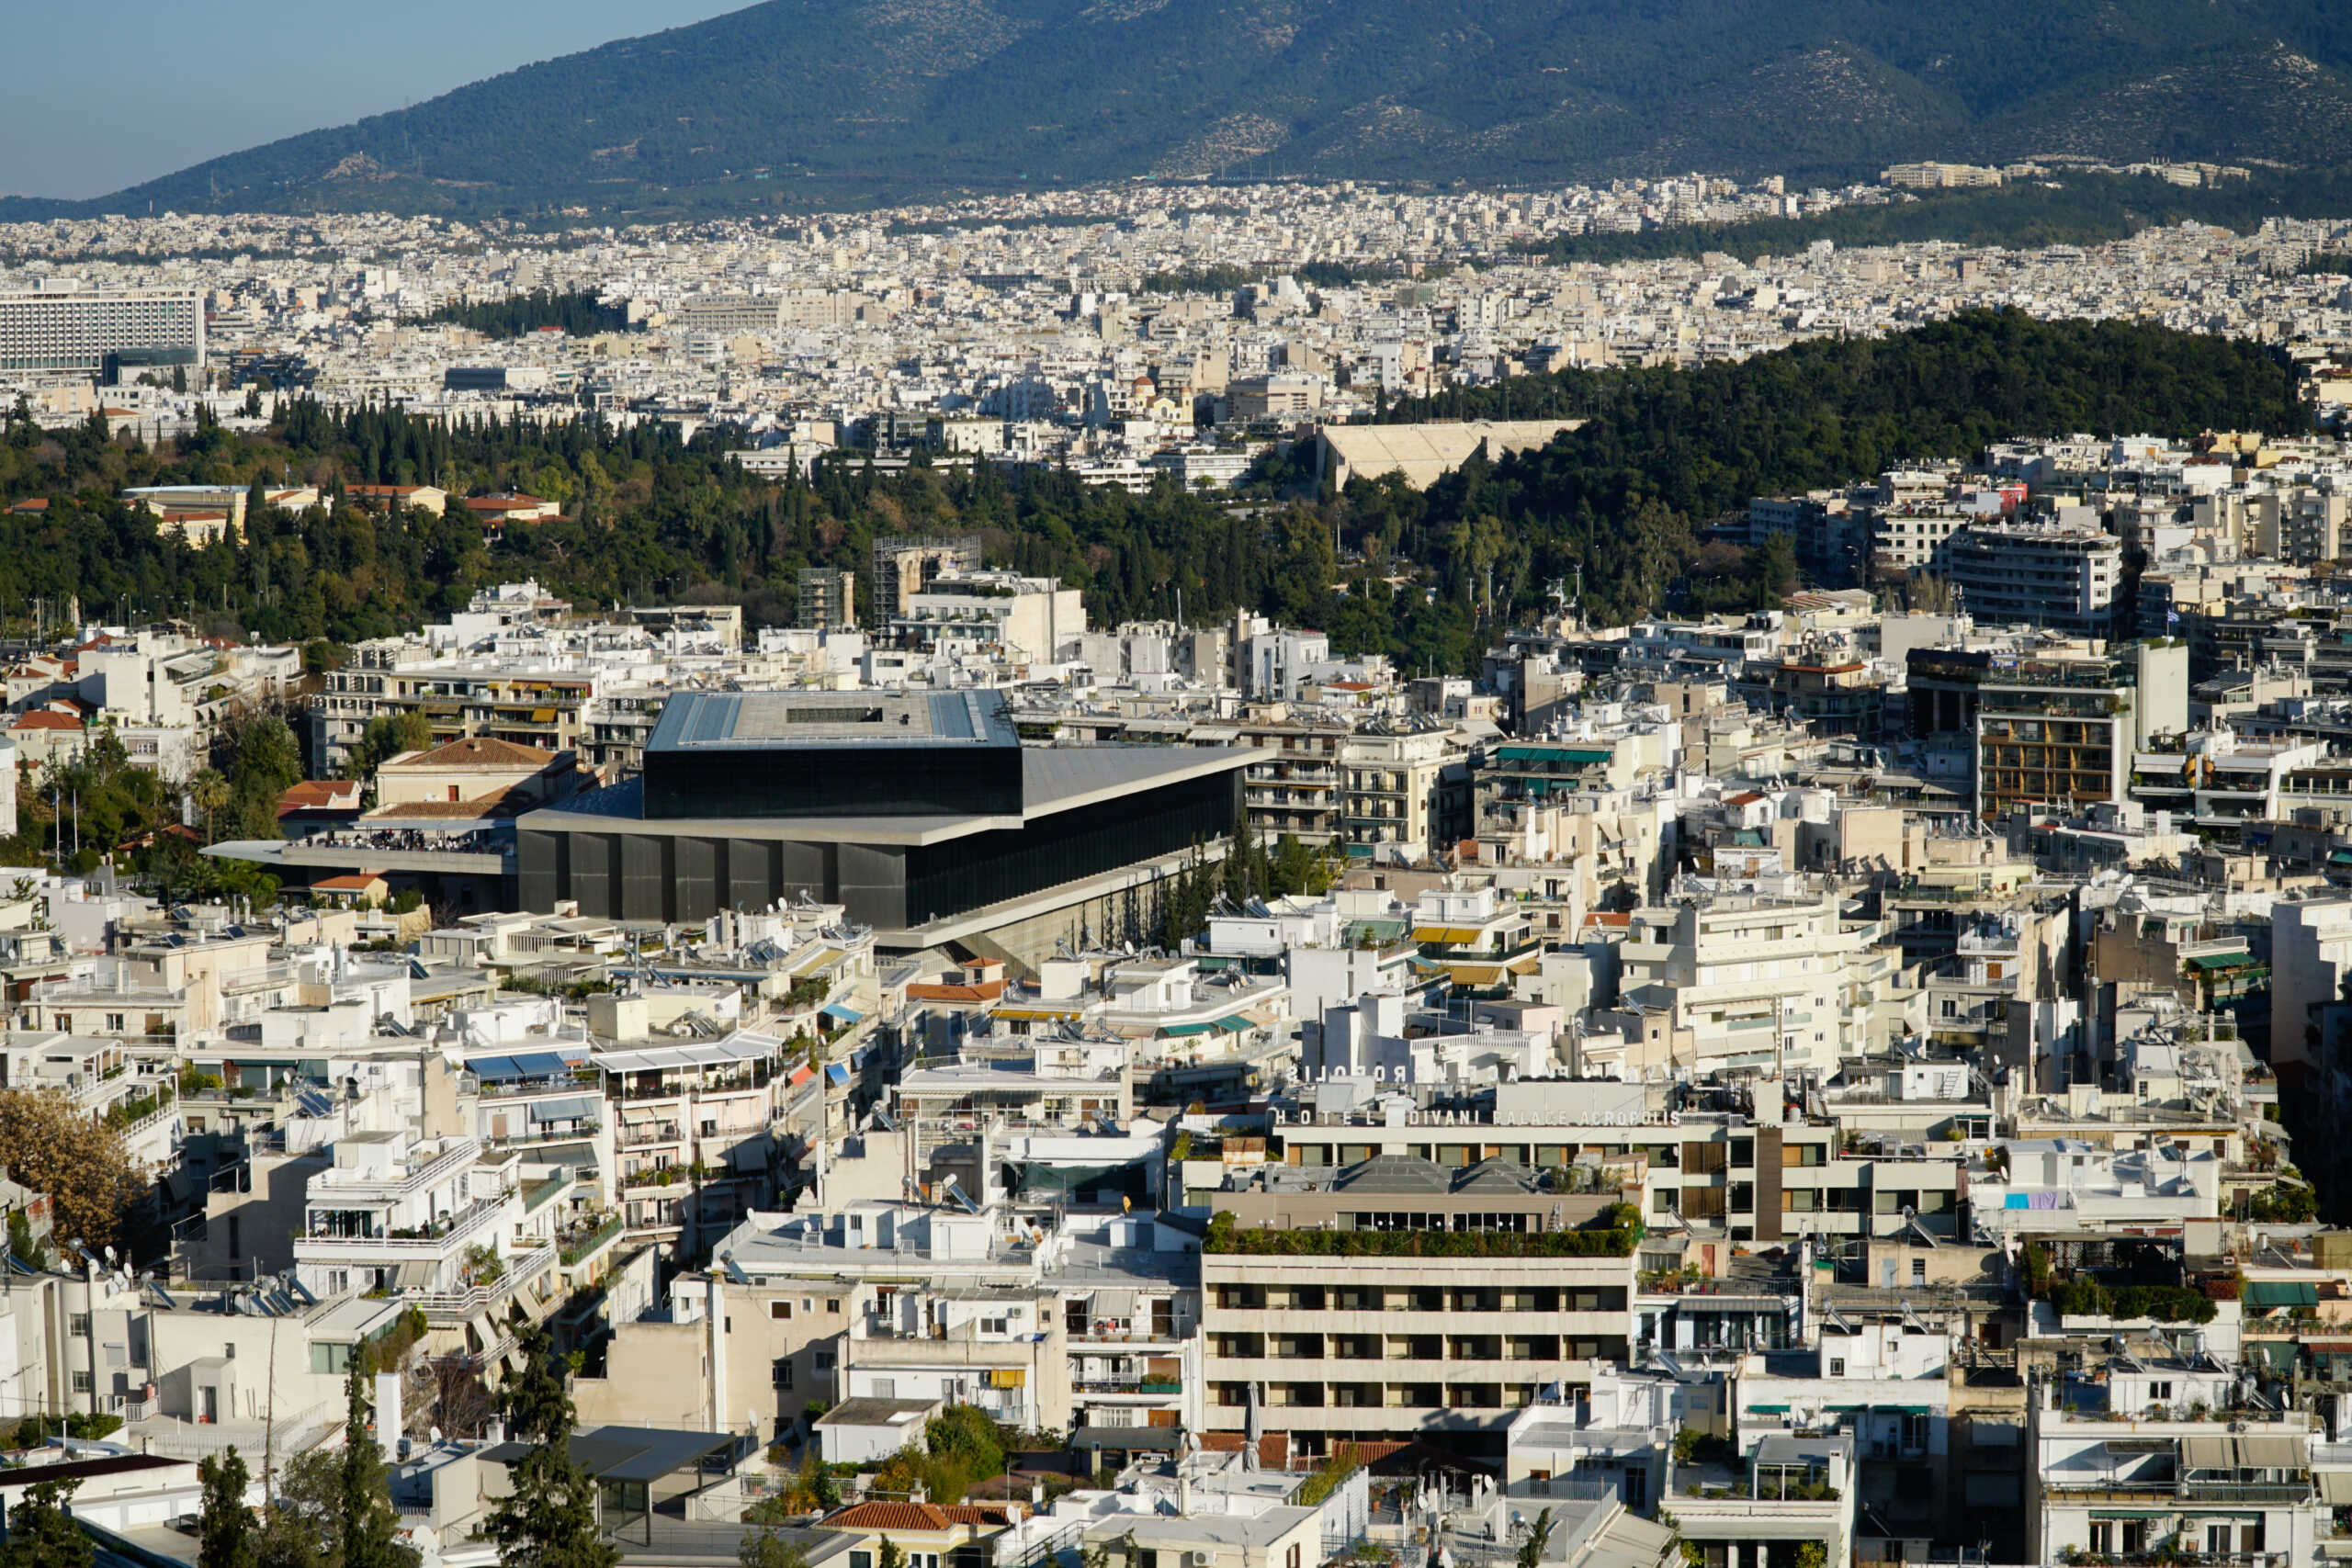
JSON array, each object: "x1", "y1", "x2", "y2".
[
  {"x1": 254, "y1": 1445, "x2": 337, "y2": 1568},
  {"x1": 232, "y1": 713, "x2": 303, "y2": 797},
  {"x1": 740, "y1": 1523, "x2": 811, "y2": 1568},
  {"x1": 199, "y1": 1446, "x2": 258, "y2": 1568},
  {"x1": 0, "y1": 1479, "x2": 90, "y2": 1568},
  {"x1": 5, "y1": 1208, "x2": 48, "y2": 1269},
  {"x1": 487, "y1": 1323, "x2": 617, "y2": 1568},
  {"x1": 345, "y1": 711, "x2": 435, "y2": 784}
]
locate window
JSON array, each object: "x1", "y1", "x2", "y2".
[
  {"x1": 1829, "y1": 1359, "x2": 1845, "y2": 1377},
  {"x1": 69, "y1": 1314, "x2": 90, "y2": 1337},
  {"x1": 775, "y1": 1359, "x2": 794, "y2": 1390},
  {"x1": 2088, "y1": 1525, "x2": 2112, "y2": 1556},
  {"x1": 2149, "y1": 1380, "x2": 2173, "y2": 1402},
  {"x1": 870, "y1": 1378, "x2": 894, "y2": 1398},
  {"x1": 771, "y1": 1302, "x2": 792, "y2": 1320},
  {"x1": 853, "y1": 1554, "x2": 874, "y2": 1568},
  {"x1": 71, "y1": 1371, "x2": 92, "y2": 1393},
  {"x1": 1910, "y1": 1259, "x2": 1927, "y2": 1286},
  {"x1": 981, "y1": 1316, "x2": 1010, "y2": 1336}
]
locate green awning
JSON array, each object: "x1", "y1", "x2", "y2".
[
  {"x1": 2248, "y1": 1341, "x2": 2298, "y2": 1374},
  {"x1": 1495, "y1": 746, "x2": 1613, "y2": 764},
  {"x1": 1747, "y1": 1404, "x2": 1791, "y2": 1414},
  {"x1": 2245, "y1": 1280, "x2": 2321, "y2": 1307},
  {"x1": 1215, "y1": 1016, "x2": 1253, "y2": 1034},
  {"x1": 2187, "y1": 952, "x2": 2256, "y2": 970},
  {"x1": 1160, "y1": 1021, "x2": 1217, "y2": 1037}
]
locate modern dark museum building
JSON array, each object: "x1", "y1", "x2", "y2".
[{"x1": 517, "y1": 690, "x2": 1250, "y2": 953}]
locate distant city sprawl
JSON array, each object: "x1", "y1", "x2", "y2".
[{"x1": 4, "y1": 161, "x2": 2352, "y2": 1568}]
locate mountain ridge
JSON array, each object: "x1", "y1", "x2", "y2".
[{"x1": 17, "y1": 0, "x2": 2352, "y2": 220}]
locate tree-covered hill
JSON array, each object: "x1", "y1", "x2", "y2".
[
  {"x1": 15, "y1": 0, "x2": 2352, "y2": 219},
  {"x1": 0, "y1": 311, "x2": 2298, "y2": 674}
]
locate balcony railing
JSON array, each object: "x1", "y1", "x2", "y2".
[
  {"x1": 305, "y1": 1140, "x2": 477, "y2": 1202},
  {"x1": 560, "y1": 1213, "x2": 624, "y2": 1267},
  {"x1": 298, "y1": 1195, "x2": 505, "y2": 1254},
  {"x1": 404, "y1": 1242, "x2": 556, "y2": 1325}
]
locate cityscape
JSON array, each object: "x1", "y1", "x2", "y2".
[{"x1": 14, "y1": 9, "x2": 2352, "y2": 1568}]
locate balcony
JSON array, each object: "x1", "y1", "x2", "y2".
[
  {"x1": 405, "y1": 1242, "x2": 558, "y2": 1326},
  {"x1": 306, "y1": 1140, "x2": 478, "y2": 1203},
  {"x1": 1068, "y1": 1327, "x2": 1186, "y2": 1346},
  {"x1": 560, "y1": 1213, "x2": 624, "y2": 1267},
  {"x1": 296, "y1": 1195, "x2": 505, "y2": 1258}
]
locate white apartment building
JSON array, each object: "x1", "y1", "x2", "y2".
[
  {"x1": 1943, "y1": 523, "x2": 2123, "y2": 636},
  {"x1": 1616, "y1": 890, "x2": 1891, "y2": 1071},
  {"x1": 0, "y1": 284, "x2": 205, "y2": 375}
]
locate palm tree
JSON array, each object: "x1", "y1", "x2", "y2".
[{"x1": 188, "y1": 769, "x2": 230, "y2": 843}]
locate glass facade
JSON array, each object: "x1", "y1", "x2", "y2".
[
  {"x1": 642, "y1": 738, "x2": 1023, "y2": 819},
  {"x1": 520, "y1": 769, "x2": 1239, "y2": 931}
]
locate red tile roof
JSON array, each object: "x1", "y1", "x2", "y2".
[
  {"x1": 11, "y1": 710, "x2": 82, "y2": 731},
  {"x1": 907, "y1": 979, "x2": 1007, "y2": 1004},
  {"x1": 823, "y1": 1501, "x2": 1010, "y2": 1533},
  {"x1": 278, "y1": 780, "x2": 364, "y2": 816},
  {"x1": 393, "y1": 735, "x2": 557, "y2": 769}
]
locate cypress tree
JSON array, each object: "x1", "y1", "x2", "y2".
[
  {"x1": 337, "y1": 1362, "x2": 409, "y2": 1568},
  {"x1": 487, "y1": 1323, "x2": 616, "y2": 1568},
  {"x1": 198, "y1": 1445, "x2": 256, "y2": 1568}
]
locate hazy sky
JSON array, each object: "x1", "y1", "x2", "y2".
[{"x1": 6, "y1": 0, "x2": 748, "y2": 201}]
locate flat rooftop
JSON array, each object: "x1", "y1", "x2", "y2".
[{"x1": 650, "y1": 689, "x2": 1017, "y2": 752}]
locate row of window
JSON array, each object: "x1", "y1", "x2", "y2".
[
  {"x1": 1212, "y1": 1284, "x2": 1618, "y2": 1313},
  {"x1": 1216, "y1": 1327, "x2": 1620, "y2": 1359},
  {"x1": 1211, "y1": 1370, "x2": 1623, "y2": 1408}
]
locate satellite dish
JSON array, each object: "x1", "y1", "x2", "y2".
[{"x1": 429, "y1": 1427, "x2": 443, "y2": 1445}]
